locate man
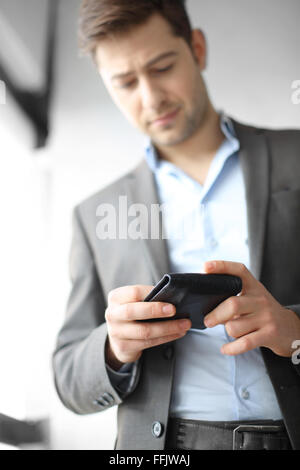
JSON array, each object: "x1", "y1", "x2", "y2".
[{"x1": 52, "y1": 0, "x2": 300, "y2": 450}]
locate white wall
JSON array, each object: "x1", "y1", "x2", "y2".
[
  {"x1": 0, "y1": 0, "x2": 299, "y2": 450},
  {"x1": 188, "y1": 0, "x2": 300, "y2": 128}
]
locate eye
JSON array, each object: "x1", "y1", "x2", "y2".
[
  {"x1": 119, "y1": 79, "x2": 137, "y2": 89},
  {"x1": 155, "y1": 64, "x2": 174, "y2": 73}
]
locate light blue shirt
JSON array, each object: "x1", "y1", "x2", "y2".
[{"x1": 143, "y1": 112, "x2": 282, "y2": 421}]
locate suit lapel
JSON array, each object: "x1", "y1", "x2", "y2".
[
  {"x1": 125, "y1": 159, "x2": 171, "y2": 283},
  {"x1": 232, "y1": 120, "x2": 270, "y2": 281}
]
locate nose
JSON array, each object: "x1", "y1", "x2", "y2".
[{"x1": 139, "y1": 77, "x2": 165, "y2": 111}]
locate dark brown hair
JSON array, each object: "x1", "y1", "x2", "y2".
[{"x1": 78, "y1": 0, "x2": 193, "y2": 59}]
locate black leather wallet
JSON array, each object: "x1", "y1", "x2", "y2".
[{"x1": 142, "y1": 273, "x2": 242, "y2": 329}]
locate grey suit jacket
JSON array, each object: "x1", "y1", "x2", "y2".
[{"x1": 52, "y1": 119, "x2": 300, "y2": 450}]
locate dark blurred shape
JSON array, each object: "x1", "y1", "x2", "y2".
[
  {"x1": 0, "y1": 413, "x2": 50, "y2": 449},
  {"x1": 0, "y1": 0, "x2": 59, "y2": 149}
]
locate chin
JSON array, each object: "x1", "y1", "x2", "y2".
[{"x1": 153, "y1": 131, "x2": 189, "y2": 147}]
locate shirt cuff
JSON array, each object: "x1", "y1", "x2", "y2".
[{"x1": 105, "y1": 360, "x2": 138, "y2": 396}]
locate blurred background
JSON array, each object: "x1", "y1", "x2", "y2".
[{"x1": 0, "y1": 0, "x2": 299, "y2": 450}]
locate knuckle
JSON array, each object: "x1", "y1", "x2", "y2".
[
  {"x1": 105, "y1": 305, "x2": 120, "y2": 324},
  {"x1": 151, "y1": 302, "x2": 162, "y2": 317},
  {"x1": 266, "y1": 321, "x2": 278, "y2": 338},
  {"x1": 108, "y1": 285, "x2": 143, "y2": 305},
  {"x1": 264, "y1": 310, "x2": 273, "y2": 325},
  {"x1": 228, "y1": 296, "x2": 239, "y2": 315},
  {"x1": 128, "y1": 285, "x2": 141, "y2": 302},
  {"x1": 225, "y1": 321, "x2": 236, "y2": 337},
  {"x1": 137, "y1": 323, "x2": 151, "y2": 341},
  {"x1": 122, "y1": 303, "x2": 132, "y2": 321},
  {"x1": 240, "y1": 335, "x2": 252, "y2": 351},
  {"x1": 240, "y1": 263, "x2": 248, "y2": 274},
  {"x1": 107, "y1": 289, "x2": 117, "y2": 304},
  {"x1": 261, "y1": 304, "x2": 273, "y2": 322},
  {"x1": 259, "y1": 294, "x2": 269, "y2": 308},
  {"x1": 109, "y1": 324, "x2": 121, "y2": 339},
  {"x1": 104, "y1": 307, "x2": 111, "y2": 322}
]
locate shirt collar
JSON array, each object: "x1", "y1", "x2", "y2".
[{"x1": 144, "y1": 111, "x2": 240, "y2": 174}]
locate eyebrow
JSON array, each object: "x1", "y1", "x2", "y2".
[{"x1": 111, "y1": 51, "x2": 178, "y2": 81}]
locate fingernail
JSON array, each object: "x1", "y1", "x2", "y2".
[{"x1": 162, "y1": 304, "x2": 175, "y2": 315}]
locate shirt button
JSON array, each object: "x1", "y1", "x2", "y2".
[
  {"x1": 163, "y1": 345, "x2": 174, "y2": 360},
  {"x1": 241, "y1": 388, "x2": 250, "y2": 400},
  {"x1": 152, "y1": 421, "x2": 164, "y2": 438},
  {"x1": 211, "y1": 238, "x2": 218, "y2": 248}
]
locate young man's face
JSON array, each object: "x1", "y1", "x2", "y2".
[{"x1": 95, "y1": 13, "x2": 208, "y2": 148}]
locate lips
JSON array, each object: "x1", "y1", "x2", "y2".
[{"x1": 151, "y1": 108, "x2": 180, "y2": 127}]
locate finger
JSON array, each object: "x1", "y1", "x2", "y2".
[
  {"x1": 118, "y1": 331, "x2": 189, "y2": 355},
  {"x1": 220, "y1": 330, "x2": 263, "y2": 355},
  {"x1": 203, "y1": 260, "x2": 255, "y2": 292},
  {"x1": 109, "y1": 318, "x2": 192, "y2": 341},
  {"x1": 108, "y1": 285, "x2": 154, "y2": 305},
  {"x1": 224, "y1": 313, "x2": 260, "y2": 339},
  {"x1": 204, "y1": 295, "x2": 259, "y2": 327},
  {"x1": 108, "y1": 301, "x2": 176, "y2": 322}
]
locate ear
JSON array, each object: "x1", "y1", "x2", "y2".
[{"x1": 191, "y1": 29, "x2": 207, "y2": 70}]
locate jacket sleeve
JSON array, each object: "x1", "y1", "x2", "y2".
[{"x1": 51, "y1": 205, "x2": 142, "y2": 414}]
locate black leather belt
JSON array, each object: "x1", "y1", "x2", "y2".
[{"x1": 165, "y1": 417, "x2": 292, "y2": 450}]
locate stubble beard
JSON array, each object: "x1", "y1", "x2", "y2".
[{"x1": 150, "y1": 93, "x2": 209, "y2": 148}]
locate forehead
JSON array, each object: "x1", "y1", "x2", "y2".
[{"x1": 95, "y1": 13, "x2": 184, "y2": 76}]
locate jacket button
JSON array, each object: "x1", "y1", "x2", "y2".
[
  {"x1": 93, "y1": 392, "x2": 115, "y2": 407},
  {"x1": 152, "y1": 421, "x2": 164, "y2": 438},
  {"x1": 102, "y1": 393, "x2": 115, "y2": 405},
  {"x1": 163, "y1": 345, "x2": 174, "y2": 360}
]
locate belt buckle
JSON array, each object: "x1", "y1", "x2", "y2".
[{"x1": 232, "y1": 424, "x2": 282, "y2": 450}]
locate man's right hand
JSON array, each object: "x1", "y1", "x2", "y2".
[{"x1": 104, "y1": 284, "x2": 192, "y2": 370}]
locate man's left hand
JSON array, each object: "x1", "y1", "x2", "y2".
[{"x1": 203, "y1": 260, "x2": 300, "y2": 357}]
